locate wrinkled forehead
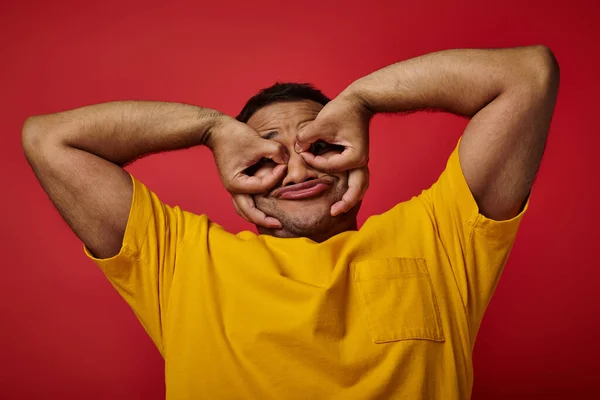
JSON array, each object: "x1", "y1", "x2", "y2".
[{"x1": 246, "y1": 100, "x2": 323, "y2": 136}]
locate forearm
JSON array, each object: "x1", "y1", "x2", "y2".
[
  {"x1": 344, "y1": 45, "x2": 558, "y2": 117},
  {"x1": 23, "y1": 101, "x2": 221, "y2": 165}
]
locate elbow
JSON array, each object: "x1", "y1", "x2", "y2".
[
  {"x1": 529, "y1": 45, "x2": 560, "y2": 93},
  {"x1": 21, "y1": 116, "x2": 44, "y2": 156},
  {"x1": 22, "y1": 115, "x2": 63, "y2": 160}
]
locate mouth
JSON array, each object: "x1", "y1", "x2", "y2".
[{"x1": 271, "y1": 178, "x2": 332, "y2": 200}]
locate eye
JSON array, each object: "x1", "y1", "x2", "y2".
[
  {"x1": 309, "y1": 141, "x2": 328, "y2": 155},
  {"x1": 308, "y1": 140, "x2": 343, "y2": 156}
]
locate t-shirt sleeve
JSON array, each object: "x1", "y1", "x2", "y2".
[
  {"x1": 419, "y1": 137, "x2": 529, "y2": 340},
  {"x1": 83, "y1": 174, "x2": 184, "y2": 355}
]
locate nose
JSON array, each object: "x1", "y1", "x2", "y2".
[{"x1": 282, "y1": 152, "x2": 318, "y2": 186}]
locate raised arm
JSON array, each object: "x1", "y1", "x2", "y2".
[
  {"x1": 22, "y1": 101, "x2": 287, "y2": 259},
  {"x1": 22, "y1": 102, "x2": 220, "y2": 258},
  {"x1": 296, "y1": 45, "x2": 559, "y2": 220},
  {"x1": 345, "y1": 45, "x2": 560, "y2": 220}
]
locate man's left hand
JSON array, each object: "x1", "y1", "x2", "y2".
[{"x1": 295, "y1": 90, "x2": 373, "y2": 216}]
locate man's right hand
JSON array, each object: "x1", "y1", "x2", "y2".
[{"x1": 206, "y1": 116, "x2": 288, "y2": 229}]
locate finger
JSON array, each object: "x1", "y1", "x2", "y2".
[
  {"x1": 258, "y1": 139, "x2": 289, "y2": 164},
  {"x1": 231, "y1": 163, "x2": 287, "y2": 194},
  {"x1": 295, "y1": 124, "x2": 335, "y2": 152},
  {"x1": 331, "y1": 167, "x2": 370, "y2": 216},
  {"x1": 232, "y1": 196, "x2": 251, "y2": 223},
  {"x1": 233, "y1": 194, "x2": 282, "y2": 229},
  {"x1": 298, "y1": 148, "x2": 367, "y2": 173}
]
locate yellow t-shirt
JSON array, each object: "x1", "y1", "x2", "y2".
[{"x1": 86, "y1": 138, "x2": 528, "y2": 399}]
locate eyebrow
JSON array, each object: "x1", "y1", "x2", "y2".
[{"x1": 261, "y1": 131, "x2": 279, "y2": 140}]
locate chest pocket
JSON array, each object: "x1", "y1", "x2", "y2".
[{"x1": 351, "y1": 257, "x2": 444, "y2": 344}]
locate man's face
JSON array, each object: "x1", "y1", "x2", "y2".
[{"x1": 246, "y1": 100, "x2": 360, "y2": 241}]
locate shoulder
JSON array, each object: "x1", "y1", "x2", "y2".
[{"x1": 360, "y1": 194, "x2": 435, "y2": 237}]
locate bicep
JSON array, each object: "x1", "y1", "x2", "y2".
[
  {"x1": 459, "y1": 50, "x2": 559, "y2": 221},
  {"x1": 24, "y1": 133, "x2": 132, "y2": 259}
]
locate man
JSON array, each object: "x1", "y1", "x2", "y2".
[{"x1": 22, "y1": 46, "x2": 559, "y2": 399}]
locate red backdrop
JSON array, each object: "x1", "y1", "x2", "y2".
[{"x1": 1, "y1": 0, "x2": 598, "y2": 398}]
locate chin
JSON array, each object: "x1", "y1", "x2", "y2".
[
  {"x1": 284, "y1": 210, "x2": 334, "y2": 234},
  {"x1": 255, "y1": 198, "x2": 360, "y2": 242},
  {"x1": 281, "y1": 200, "x2": 331, "y2": 222}
]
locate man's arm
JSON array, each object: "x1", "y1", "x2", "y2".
[
  {"x1": 22, "y1": 102, "x2": 222, "y2": 259},
  {"x1": 344, "y1": 45, "x2": 560, "y2": 220}
]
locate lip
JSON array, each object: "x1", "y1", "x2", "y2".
[{"x1": 272, "y1": 178, "x2": 332, "y2": 200}]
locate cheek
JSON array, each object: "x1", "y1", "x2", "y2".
[
  {"x1": 253, "y1": 195, "x2": 277, "y2": 213},
  {"x1": 332, "y1": 173, "x2": 349, "y2": 190},
  {"x1": 254, "y1": 164, "x2": 277, "y2": 179}
]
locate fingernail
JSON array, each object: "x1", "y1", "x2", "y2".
[
  {"x1": 266, "y1": 218, "x2": 282, "y2": 229},
  {"x1": 294, "y1": 143, "x2": 303, "y2": 153}
]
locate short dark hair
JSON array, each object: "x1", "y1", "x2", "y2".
[{"x1": 236, "y1": 82, "x2": 330, "y2": 123}]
